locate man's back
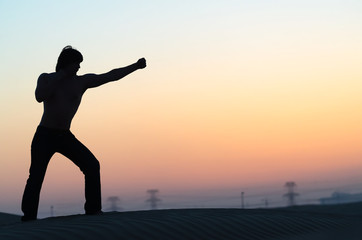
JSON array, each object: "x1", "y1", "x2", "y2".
[{"x1": 38, "y1": 72, "x2": 86, "y2": 130}]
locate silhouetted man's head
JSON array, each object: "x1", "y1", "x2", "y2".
[{"x1": 56, "y1": 46, "x2": 83, "y2": 74}]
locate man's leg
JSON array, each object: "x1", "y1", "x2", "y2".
[
  {"x1": 59, "y1": 133, "x2": 102, "y2": 214},
  {"x1": 22, "y1": 131, "x2": 54, "y2": 221}
]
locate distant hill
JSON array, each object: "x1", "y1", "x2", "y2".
[
  {"x1": 277, "y1": 200, "x2": 362, "y2": 216},
  {"x1": 320, "y1": 192, "x2": 362, "y2": 205}
]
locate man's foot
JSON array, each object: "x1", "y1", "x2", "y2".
[
  {"x1": 21, "y1": 216, "x2": 37, "y2": 222},
  {"x1": 85, "y1": 210, "x2": 103, "y2": 216}
]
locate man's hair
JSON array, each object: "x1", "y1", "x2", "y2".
[{"x1": 55, "y1": 46, "x2": 83, "y2": 72}]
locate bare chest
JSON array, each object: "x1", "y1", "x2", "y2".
[{"x1": 52, "y1": 81, "x2": 85, "y2": 105}]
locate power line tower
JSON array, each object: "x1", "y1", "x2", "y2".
[
  {"x1": 107, "y1": 196, "x2": 122, "y2": 212},
  {"x1": 262, "y1": 198, "x2": 269, "y2": 208},
  {"x1": 241, "y1": 192, "x2": 245, "y2": 209},
  {"x1": 284, "y1": 181, "x2": 299, "y2": 206},
  {"x1": 146, "y1": 189, "x2": 161, "y2": 210}
]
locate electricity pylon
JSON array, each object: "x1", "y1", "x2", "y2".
[
  {"x1": 284, "y1": 181, "x2": 299, "y2": 206},
  {"x1": 146, "y1": 189, "x2": 161, "y2": 210}
]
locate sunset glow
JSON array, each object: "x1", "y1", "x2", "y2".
[{"x1": 1, "y1": 1, "x2": 361, "y2": 216}]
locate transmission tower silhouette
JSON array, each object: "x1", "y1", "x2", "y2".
[
  {"x1": 146, "y1": 189, "x2": 161, "y2": 210},
  {"x1": 107, "y1": 196, "x2": 122, "y2": 212},
  {"x1": 283, "y1": 181, "x2": 299, "y2": 206}
]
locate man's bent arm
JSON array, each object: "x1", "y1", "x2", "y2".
[
  {"x1": 35, "y1": 71, "x2": 66, "y2": 102},
  {"x1": 82, "y1": 58, "x2": 146, "y2": 89}
]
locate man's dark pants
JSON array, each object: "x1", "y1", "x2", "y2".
[{"x1": 21, "y1": 126, "x2": 102, "y2": 220}]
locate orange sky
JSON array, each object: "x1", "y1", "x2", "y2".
[{"x1": 1, "y1": 1, "x2": 362, "y2": 215}]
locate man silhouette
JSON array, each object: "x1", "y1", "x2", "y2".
[{"x1": 21, "y1": 46, "x2": 146, "y2": 221}]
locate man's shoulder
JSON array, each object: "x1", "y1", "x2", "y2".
[
  {"x1": 75, "y1": 73, "x2": 98, "y2": 86},
  {"x1": 76, "y1": 73, "x2": 96, "y2": 80},
  {"x1": 38, "y1": 72, "x2": 54, "y2": 80}
]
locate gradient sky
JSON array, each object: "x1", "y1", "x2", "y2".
[{"x1": 1, "y1": 1, "x2": 362, "y2": 215}]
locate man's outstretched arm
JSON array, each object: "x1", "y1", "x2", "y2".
[{"x1": 81, "y1": 58, "x2": 146, "y2": 89}]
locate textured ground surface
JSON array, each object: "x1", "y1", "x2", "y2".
[{"x1": 1, "y1": 202, "x2": 362, "y2": 239}]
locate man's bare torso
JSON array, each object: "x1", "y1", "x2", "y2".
[
  {"x1": 36, "y1": 57, "x2": 146, "y2": 130},
  {"x1": 39, "y1": 75, "x2": 86, "y2": 130}
]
